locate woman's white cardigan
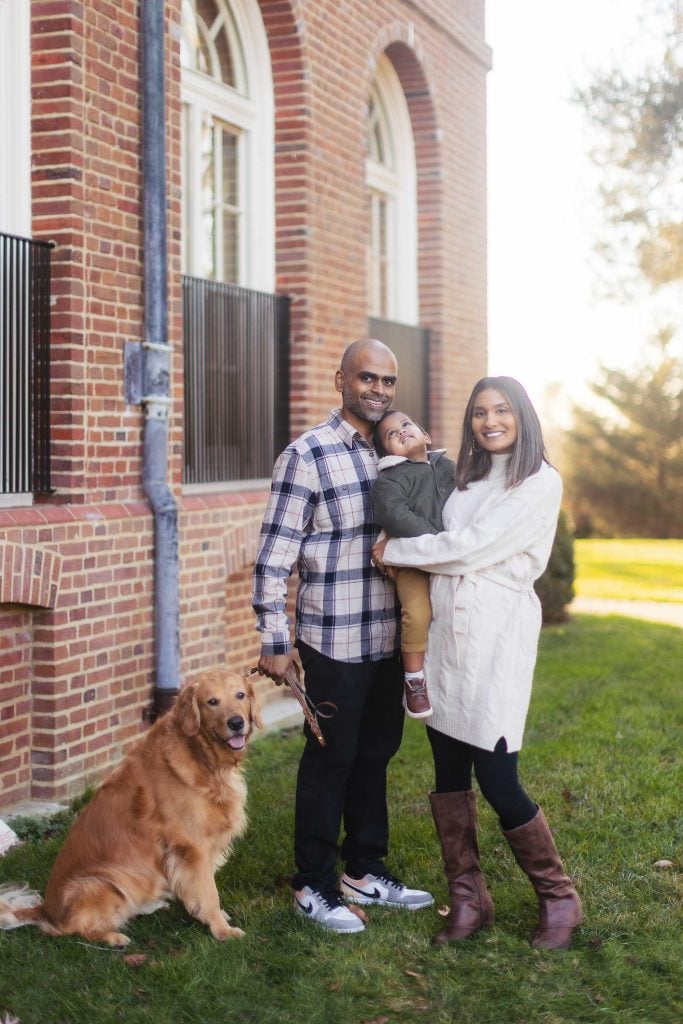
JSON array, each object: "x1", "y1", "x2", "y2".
[{"x1": 383, "y1": 456, "x2": 562, "y2": 751}]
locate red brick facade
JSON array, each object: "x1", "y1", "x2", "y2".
[{"x1": 0, "y1": 0, "x2": 490, "y2": 809}]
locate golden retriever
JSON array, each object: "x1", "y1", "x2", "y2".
[{"x1": 0, "y1": 670, "x2": 261, "y2": 946}]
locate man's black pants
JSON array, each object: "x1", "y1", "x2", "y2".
[{"x1": 292, "y1": 642, "x2": 404, "y2": 893}]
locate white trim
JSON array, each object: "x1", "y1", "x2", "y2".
[
  {"x1": 181, "y1": 0, "x2": 274, "y2": 291},
  {"x1": 366, "y1": 54, "x2": 418, "y2": 325},
  {"x1": 0, "y1": 0, "x2": 31, "y2": 235},
  {"x1": 0, "y1": 493, "x2": 33, "y2": 508}
]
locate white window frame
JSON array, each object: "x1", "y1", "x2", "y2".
[
  {"x1": 0, "y1": 0, "x2": 32, "y2": 507},
  {"x1": 0, "y1": 0, "x2": 31, "y2": 236},
  {"x1": 366, "y1": 54, "x2": 418, "y2": 325},
  {"x1": 181, "y1": 0, "x2": 274, "y2": 290}
]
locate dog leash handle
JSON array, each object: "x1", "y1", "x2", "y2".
[{"x1": 282, "y1": 662, "x2": 327, "y2": 747}]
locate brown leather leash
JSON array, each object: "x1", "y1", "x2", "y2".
[{"x1": 250, "y1": 662, "x2": 336, "y2": 748}]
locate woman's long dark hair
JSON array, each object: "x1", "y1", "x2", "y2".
[{"x1": 455, "y1": 376, "x2": 548, "y2": 490}]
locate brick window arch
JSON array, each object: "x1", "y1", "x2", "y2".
[{"x1": 181, "y1": 0, "x2": 274, "y2": 290}]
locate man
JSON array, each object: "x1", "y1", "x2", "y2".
[{"x1": 253, "y1": 338, "x2": 433, "y2": 933}]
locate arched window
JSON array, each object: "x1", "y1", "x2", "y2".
[
  {"x1": 181, "y1": 0, "x2": 274, "y2": 290},
  {"x1": 366, "y1": 55, "x2": 418, "y2": 325}
]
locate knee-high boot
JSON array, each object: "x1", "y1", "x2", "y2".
[
  {"x1": 503, "y1": 806, "x2": 582, "y2": 950},
  {"x1": 429, "y1": 790, "x2": 494, "y2": 944}
]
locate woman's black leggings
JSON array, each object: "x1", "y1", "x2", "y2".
[{"x1": 427, "y1": 726, "x2": 537, "y2": 830}]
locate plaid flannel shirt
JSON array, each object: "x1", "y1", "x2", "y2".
[{"x1": 253, "y1": 410, "x2": 400, "y2": 663}]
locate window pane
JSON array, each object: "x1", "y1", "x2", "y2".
[
  {"x1": 378, "y1": 197, "x2": 387, "y2": 257},
  {"x1": 181, "y1": 103, "x2": 191, "y2": 274},
  {"x1": 368, "y1": 85, "x2": 392, "y2": 169},
  {"x1": 199, "y1": 117, "x2": 217, "y2": 279},
  {"x1": 181, "y1": 0, "x2": 237, "y2": 87},
  {"x1": 222, "y1": 211, "x2": 239, "y2": 283},
  {"x1": 221, "y1": 128, "x2": 238, "y2": 207},
  {"x1": 213, "y1": 13, "x2": 236, "y2": 86},
  {"x1": 368, "y1": 96, "x2": 382, "y2": 162},
  {"x1": 181, "y1": 0, "x2": 211, "y2": 75},
  {"x1": 368, "y1": 193, "x2": 390, "y2": 317}
]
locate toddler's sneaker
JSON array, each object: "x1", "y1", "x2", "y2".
[
  {"x1": 341, "y1": 872, "x2": 434, "y2": 910},
  {"x1": 294, "y1": 885, "x2": 365, "y2": 933},
  {"x1": 404, "y1": 676, "x2": 433, "y2": 719}
]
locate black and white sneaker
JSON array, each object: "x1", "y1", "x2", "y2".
[
  {"x1": 294, "y1": 885, "x2": 365, "y2": 933},
  {"x1": 341, "y1": 871, "x2": 434, "y2": 910}
]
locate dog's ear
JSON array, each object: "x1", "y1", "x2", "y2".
[
  {"x1": 175, "y1": 683, "x2": 201, "y2": 737},
  {"x1": 247, "y1": 678, "x2": 263, "y2": 731}
]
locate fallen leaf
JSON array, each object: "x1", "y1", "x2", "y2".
[
  {"x1": 653, "y1": 859, "x2": 674, "y2": 869},
  {"x1": 561, "y1": 787, "x2": 574, "y2": 803},
  {"x1": 437, "y1": 904, "x2": 450, "y2": 917},
  {"x1": 327, "y1": 981, "x2": 342, "y2": 991},
  {"x1": 587, "y1": 937, "x2": 602, "y2": 950},
  {"x1": 404, "y1": 969, "x2": 423, "y2": 978},
  {"x1": 123, "y1": 953, "x2": 149, "y2": 968},
  {"x1": 591, "y1": 994, "x2": 605, "y2": 1005},
  {"x1": 348, "y1": 904, "x2": 368, "y2": 922}
]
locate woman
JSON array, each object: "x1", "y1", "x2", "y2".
[{"x1": 372, "y1": 376, "x2": 582, "y2": 950}]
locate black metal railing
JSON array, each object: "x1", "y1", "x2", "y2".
[
  {"x1": 183, "y1": 277, "x2": 290, "y2": 484},
  {"x1": 368, "y1": 316, "x2": 430, "y2": 430},
  {"x1": 0, "y1": 231, "x2": 52, "y2": 496}
]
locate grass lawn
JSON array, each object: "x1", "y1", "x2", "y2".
[
  {"x1": 1, "y1": 616, "x2": 681, "y2": 1024},
  {"x1": 575, "y1": 539, "x2": 683, "y2": 603}
]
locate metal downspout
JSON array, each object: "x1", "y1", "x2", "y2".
[{"x1": 141, "y1": 0, "x2": 180, "y2": 717}]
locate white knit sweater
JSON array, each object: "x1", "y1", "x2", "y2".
[{"x1": 383, "y1": 455, "x2": 562, "y2": 751}]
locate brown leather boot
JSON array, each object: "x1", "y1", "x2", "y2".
[
  {"x1": 503, "y1": 807, "x2": 582, "y2": 950},
  {"x1": 429, "y1": 790, "x2": 494, "y2": 944}
]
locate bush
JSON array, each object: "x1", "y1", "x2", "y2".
[{"x1": 535, "y1": 509, "x2": 575, "y2": 623}]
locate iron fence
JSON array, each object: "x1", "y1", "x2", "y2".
[
  {"x1": 183, "y1": 276, "x2": 290, "y2": 484},
  {"x1": 0, "y1": 231, "x2": 52, "y2": 496}
]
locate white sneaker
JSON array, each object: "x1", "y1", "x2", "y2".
[
  {"x1": 294, "y1": 885, "x2": 365, "y2": 933},
  {"x1": 341, "y1": 871, "x2": 434, "y2": 910}
]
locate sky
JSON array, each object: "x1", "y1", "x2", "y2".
[{"x1": 485, "y1": 0, "x2": 666, "y2": 415}]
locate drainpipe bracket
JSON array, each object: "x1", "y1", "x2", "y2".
[
  {"x1": 142, "y1": 395, "x2": 172, "y2": 420},
  {"x1": 142, "y1": 341, "x2": 173, "y2": 353}
]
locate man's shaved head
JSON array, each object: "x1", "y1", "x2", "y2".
[{"x1": 340, "y1": 337, "x2": 395, "y2": 374}]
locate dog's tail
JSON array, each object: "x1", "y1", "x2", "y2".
[{"x1": 0, "y1": 884, "x2": 45, "y2": 930}]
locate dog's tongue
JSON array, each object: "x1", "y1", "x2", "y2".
[{"x1": 228, "y1": 735, "x2": 246, "y2": 750}]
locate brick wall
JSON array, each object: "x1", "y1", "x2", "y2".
[{"x1": 0, "y1": 0, "x2": 489, "y2": 809}]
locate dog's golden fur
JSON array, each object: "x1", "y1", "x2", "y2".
[{"x1": 0, "y1": 670, "x2": 262, "y2": 946}]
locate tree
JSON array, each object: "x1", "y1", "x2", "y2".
[
  {"x1": 573, "y1": 0, "x2": 683, "y2": 295},
  {"x1": 535, "y1": 511, "x2": 575, "y2": 624},
  {"x1": 561, "y1": 332, "x2": 683, "y2": 537}
]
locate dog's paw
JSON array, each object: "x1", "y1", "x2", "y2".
[{"x1": 214, "y1": 925, "x2": 248, "y2": 937}]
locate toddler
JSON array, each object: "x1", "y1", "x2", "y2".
[{"x1": 372, "y1": 411, "x2": 456, "y2": 718}]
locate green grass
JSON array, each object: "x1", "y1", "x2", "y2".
[
  {"x1": 1, "y1": 616, "x2": 682, "y2": 1023},
  {"x1": 575, "y1": 539, "x2": 683, "y2": 603}
]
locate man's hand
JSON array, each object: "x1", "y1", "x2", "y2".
[
  {"x1": 257, "y1": 653, "x2": 293, "y2": 686},
  {"x1": 371, "y1": 536, "x2": 395, "y2": 580}
]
